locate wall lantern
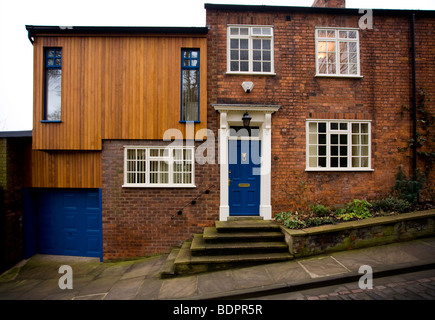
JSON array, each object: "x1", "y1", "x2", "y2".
[{"x1": 242, "y1": 111, "x2": 252, "y2": 127}]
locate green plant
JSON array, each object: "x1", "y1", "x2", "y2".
[
  {"x1": 305, "y1": 216, "x2": 335, "y2": 227},
  {"x1": 274, "y1": 211, "x2": 306, "y2": 229},
  {"x1": 334, "y1": 199, "x2": 372, "y2": 221},
  {"x1": 371, "y1": 196, "x2": 411, "y2": 214},
  {"x1": 309, "y1": 203, "x2": 331, "y2": 217},
  {"x1": 392, "y1": 166, "x2": 426, "y2": 203}
]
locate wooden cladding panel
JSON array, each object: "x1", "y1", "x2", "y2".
[
  {"x1": 33, "y1": 35, "x2": 207, "y2": 150},
  {"x1": 32, "y1": 150, "x2": 102, "y2": 188}
]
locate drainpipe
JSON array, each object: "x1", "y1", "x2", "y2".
[{"x1": 411, "y1": 12, "x2": 417, "y2": 176}]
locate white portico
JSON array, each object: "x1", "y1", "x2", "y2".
[{"x1": 213, "y1": 104, "x2": 280, "y2": 221}]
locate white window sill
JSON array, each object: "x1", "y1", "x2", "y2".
[
  {"x1": 315, "y1": 74, "x2": 364, "y2": 79},
  {"x1": 305, "y1": 168, "x2": 374, "y2": 172},
  {"x1": 122, "y1": 184, "x2": 197, "y2": 188},
  {"x1": 226, "y1": 72, "x2": 276, "y2": 76}
]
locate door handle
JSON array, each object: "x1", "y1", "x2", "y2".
[{"x1": 228, "y1": 178, "x2": 231, "y2": 186}]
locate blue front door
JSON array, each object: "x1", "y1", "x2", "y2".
[{"x1": 229, "y1": 139, "x2": 261, "y2": 215}]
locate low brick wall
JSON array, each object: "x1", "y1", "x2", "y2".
[{"x1": 281, "y1": 210, "x2": 435, "y2": 258}]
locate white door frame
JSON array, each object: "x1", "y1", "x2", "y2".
[{"x1": 213, "y1": 104, "x2": 280, "y2": 221}]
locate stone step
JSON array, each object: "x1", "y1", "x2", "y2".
[
  {"x1": 173, "y1": 241, "x2": 293, "y2": 275},
  {"x1": 215, "y1": 219, "x2": 281, "y2": 232},
  {"x1": 159, "y1": 248, "x2": 179, "y2": 278},
  {"x1": 190, "y1": 234, "x2": 289, "y2": 255},
  {"x1": 227, "y1": 216, "x2": 264, "y2": 221},
  {"x1": 203, "y1": 226, "x2": 284, "y2": 242}
]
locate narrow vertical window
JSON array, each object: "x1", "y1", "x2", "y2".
[
  {"x1": 44, "y1": 48, "x2": 62, "y2": 121},
  {"x1": 181, "y1": 49, "x2": 200, "y2": 122}
]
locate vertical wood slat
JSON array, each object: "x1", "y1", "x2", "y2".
[{"x1": 32, "y1": 150, "x2": 102, "y2": 188}]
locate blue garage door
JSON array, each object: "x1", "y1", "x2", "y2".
[{"x1": 36, "y1": 189, "x2": 102, "y2": 259}]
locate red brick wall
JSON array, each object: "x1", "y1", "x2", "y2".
[
  {"x1": 206, "y1": 8, "x2": 435, "y2": 213},
  {"x1": 102, "y1": 140, "x2": 219, "y2": 260}
]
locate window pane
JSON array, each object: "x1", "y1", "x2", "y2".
[
  {"x1": 319, "y1": 146, "x2": 326, "y2": 156},
  {"x1": 319, "y1": 157, "x2": 327, "y2": 167},
  {"x1": 327, "y1": 42, "x2": 336, "y2": 52},
  {"x1": 309, "y1": 123, "x2": 317, "y2": 133},
  {"x1": 253, "y1": 50, "x2": 261, "y2": 60},
  {"x1": 319, "y1": 134, "x2": 326, "y2": 145},
  {"x1": 231, "y1": 61, "x2": 239, "y2": 71},
  {"x1": 348, "y1": 42, "x2": 357, "y2": 52},
  {"x1": 340, "y1": 157, "x2": 348, "y2": 167},
  {"x1": 349, "y1": 31, "x2": 357, "y2": 39},
  {"x1": 240, "y1": 39, "x2": 248, "y2": 49},
  {"x1": 230, "y1": 28, "x2": 239, "y2": 35},
  {"x1": 253, "y1": 62, "x2": 261, "y2": 72},
  {"x1": 240, "y1": 28, "x2": 249, "y2": 35},
  {"x1": 182, "y1": 69, "x2": 199, "y2": 121},
  {"x1": 318, "y1": 30, "x2": 326, "y2": 38},
  {"x1": 263, "y1": 62, "x2": 271, "y2": 72},
  {"x1": 340, "y1": 123, "x2": 347, "y2": 130},
  {"x1": 240, "y1": 61, "x2": 249, "y2": 71},
  {"x1": 46, "y1": 69, "x2": 62, "y2": 121},
  {"x1": 230, "y1": 39, "x2": 239, "y2": 49},
  {"x1": 240, "y1": 50, "x2": 249, "y2": 60},
  {"x1": 327, "y1": 30, "x2": 335, "y2": 38},
  {"x1": 318, "y1": 123, "x2": 327, "y2": 133},
  {"x1": 331, "y1": 157, "x2": 338, "y2": 167}
]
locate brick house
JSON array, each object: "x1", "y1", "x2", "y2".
[
  {"x1": 206, "y1": 0, "x2": 435, "y2": 219},
  {"x1": 23, "y1": 0, "x2": 434, "y2": 261}
]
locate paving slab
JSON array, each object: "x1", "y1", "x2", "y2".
[
  {"x1": 297, "y1": 256, "x2": 350, "y2": 278},
  {"x1": 158, "y1": 275, "x2": 198, "y2": 299}
]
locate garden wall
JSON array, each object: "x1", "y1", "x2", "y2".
[{"x1": 281, "y1": 210, "x2": 435, "y2": 258}]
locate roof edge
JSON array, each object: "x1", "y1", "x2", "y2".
[
  {"x1": 204, "y1": 3, "x2": 435, "y2": 16},
  {"x1": 25, "y1": 25, "x2": 209, "y2": 36}
]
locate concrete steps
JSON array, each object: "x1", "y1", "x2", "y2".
[{"x1": 160, "y1": 217, "x2": 293, "y2": 278}]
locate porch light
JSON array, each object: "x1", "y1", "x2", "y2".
[{"x1": 242, "y1": 111, "x2": 252, "y2": 127}]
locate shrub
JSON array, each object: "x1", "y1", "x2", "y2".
[
  {"x1": 274, "y1": 212, "x2": 306, "y2": 229},
  {"x1": 309, "y1": 203, "x2": 331, "y2": 217},
  {"x1": 392, "y1": 166, "x2": 426, "y2": 203},
  {"x1": 334, "y1": 199, "x2": 372, "y2": 221},
  {"x1": 371, "y1": 196, "x2": 411, "y2": 214}
]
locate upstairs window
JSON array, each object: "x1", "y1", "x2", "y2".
[
  {"x1": 227, "y1": 25, "x2": 274, "y2": 74},
  {"x1": 181, "y1": 49, "x2": 200, "y2": 122},
  {"x1": 315, "y1": 28, "x2": 360, "y2": 77},
  {"x1": 306, "y1": 120, "x2": 372, "y2": 171},
  {"x1": 44, "y1": 48, "x2": 62, "y2": 121}
]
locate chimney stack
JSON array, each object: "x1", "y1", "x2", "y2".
[{"x1": 311, "y1": 0, "x2": 346, "y2": 8}]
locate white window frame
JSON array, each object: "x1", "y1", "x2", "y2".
[
  {"x1": 306, "y1": 120, "x2": 373, "y2": 171},
  {"x1": 227, "y1": 25, "x2": 275, "y2": 75},
  {"x1": 123, "y1": 146, "x2": 195, "y2": 188},
  {"x1": 315, "y1": 27, "x2": 363, "y2": 78}
]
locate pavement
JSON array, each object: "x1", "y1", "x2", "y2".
[{"x1": 1, "y1": 237, "x2": 435, "y2": 300}]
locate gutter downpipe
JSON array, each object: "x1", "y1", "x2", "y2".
[{"x1": 411, "y1": 12, "x2": 417, "y2": 176}]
